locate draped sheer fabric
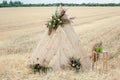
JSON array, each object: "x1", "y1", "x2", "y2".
[{"x1": 28, "y1": 24, "x2": 91, "y2": 70}]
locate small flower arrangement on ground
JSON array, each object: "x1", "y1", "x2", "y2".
[
  {"x1": 30, "y1": 63, "x2": 53, "y2": 74},
  {"x1": 69, "y1": 57, "x2": 81, "y2": 72},
  {"x1": 46, "y1": 6, "x2": 71, "y2": 35}
]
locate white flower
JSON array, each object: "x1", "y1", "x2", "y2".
[
  {"x1": 72, "y1": 64, "x2": 75, "y2": 67},
  {"x1": 58, "y1": 19, "x2": 60, "y2": 21}
]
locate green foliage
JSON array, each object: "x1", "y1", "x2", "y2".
[
  {"x1": 0, "y1": 0, "x2": 23, "y2": 7},
  {"x1": 3, "y1": 0, "x2": 8, "y2": 5},
  {"x1": 95, "y1": 47, "x2": 103, "y2": 53},
  {"x1": 0, "y1": 1, "x2": 120, "y2": 8}
]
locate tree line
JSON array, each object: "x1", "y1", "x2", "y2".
[{"x1": 0, "y1": 0, "x2": 120, "y2": 7}]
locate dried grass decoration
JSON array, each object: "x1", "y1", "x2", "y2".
[{"x1": 46, "y1": 6, "x2": 71, "y2": 35}]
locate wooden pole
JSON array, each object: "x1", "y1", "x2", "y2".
[
  {"x1": 102, "y1": 52, "x2": 108, "y2": 73},
  {"x1": 95, "y1": 52, "x2": 98, "y2": 70},
  {"x1": 92, "y1": 51, "x2": 95, "y2": 70}
]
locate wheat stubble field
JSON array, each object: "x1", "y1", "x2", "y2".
[{"x1": 0, "y1": 7, "x2": 120, "y2": 80}]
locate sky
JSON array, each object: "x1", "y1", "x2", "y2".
[{"x1": 0, "y1": 0, "x2": 120, "y2": 4}]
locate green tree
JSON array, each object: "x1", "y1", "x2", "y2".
[{"x1": 3, "y1": 0, "x2": 8, "y2": 5}]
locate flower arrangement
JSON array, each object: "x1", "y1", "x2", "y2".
[
  {"x1": 30, "y1": 64, "x2": 52, "y2": 74},
  {"x1": 46, "y1": 6, "x2": 71, "y2": 35},
  {"x1": 69, "y1": 57, "x2": 81, "y2": 72}
]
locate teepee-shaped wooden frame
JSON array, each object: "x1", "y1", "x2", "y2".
[{"x1": 28, "y1": 6, "x2": 91, "y2": 71}]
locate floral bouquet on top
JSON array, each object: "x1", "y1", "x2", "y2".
[{"x1": 46, "y1": 6, "x2": 72, "y2": 35}]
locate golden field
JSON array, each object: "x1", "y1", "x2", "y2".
[{"x1": 0, "y1": 7, "x2": 120, "y2": 80}]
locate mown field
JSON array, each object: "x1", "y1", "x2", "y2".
[{"x1": 0, "y1": 7, "x2": 120, "y2": 80}]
